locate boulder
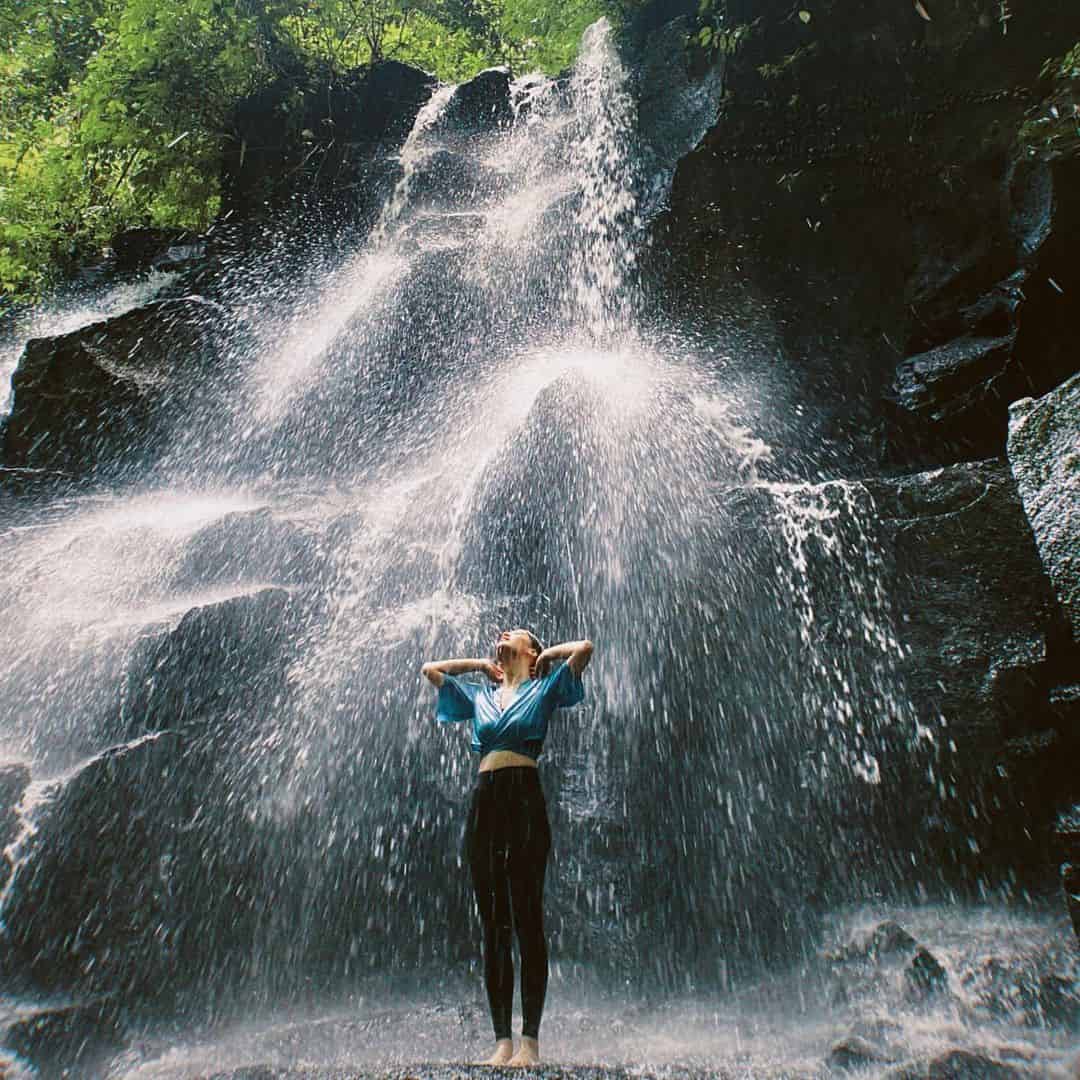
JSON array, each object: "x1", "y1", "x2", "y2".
[
  {"x1": 1007, "y1": 371, "x2": 1080, "y2": 641},
  {"x1": 402, "y1": 149, "x2": 493, "y2": 207},
  {"x1": 905, "y1": 946, "x2": 949, "y2": 1001},
  {"x1": 826, "y1": 920, "x2": 918, "y2": 965},
  {"x1": 631, "y1": 13, "x2": 726, "y2": 213},
  {"x1": 864, "y1": 460, "x2": 1077, "y2": 882},
  {"x1": 110, "y1": 227, "x2": 191, "y2": 271},
  {"x1": 0, "y1": 727, "x2": 281, "y2": 1000},
  {"x1": 220, "y1": 60, "x2": 438, "y2": 218},
  {"x1": 169, "y1": 510, "x2": 323, "y2": 590},
  {"x1": 0, "y1": 732, "x2": 191, "y2": 993},
  {"x1": 1, "y1": 999, "x2": 124, "y2": 1078},
  {"x1": 1, "y1": 297, "x2": 223, "y2": 485},
  {"x1": 149, "y1": 240, "x2": 207, "y2": 273},
  {"x1": 924, "y1": 1050, "x2": 1027, "y2": 1079},
  {"x1": 887, "y1": 335, "x2": 1017, "y2": 459},
  {"x1": 115, "y1": 587, "x2": 304, "y2": 738},
  {"x1": 437, "y1": 67, "x2": 513, "y2": 136},
  {"x1": 828, "y1": 1034, "x2": 890, "y2": 1071}
]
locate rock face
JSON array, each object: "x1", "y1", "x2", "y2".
[
  {"x1": 649, "y1": 0, "x2": 1080, "y2": 911},
  {"x1": 1, "y1": 297, "x2": 223, "y2": 486},
  {"x1": 864, "y1": 461, "x2": 1079, "y2": 884},
  {"x1": 1007, "y1": 371, "x2": 1080, "y2": 640},
  {"x1": 0, "y1": 587, "x2": 311, "y2": 1000},
  {"x1": 652, "y1": 1, "x2": 1080, "y2": 475},
  {"x1": 220, "y1": 60, "x2": 438, "y2": 219}
]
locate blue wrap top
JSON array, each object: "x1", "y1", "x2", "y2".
[{"x1": 435, "y1": 659, "x2": 585, "y2": 760}]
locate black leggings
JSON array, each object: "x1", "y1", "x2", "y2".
[{"x1": 463, "y1": 766, "x2": 551, "y2": 1041}]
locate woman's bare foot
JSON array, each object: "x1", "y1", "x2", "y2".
[
  {"x1": 507, "y1": 1035, "x2": 540, "y2": 1067},
  {"x1": 480, "y1": 1038, "x2": 514, "y2": 1066}
]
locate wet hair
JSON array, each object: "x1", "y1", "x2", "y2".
[{"x1": 525, "y1": 630, "x2": 543, "y2": 655}]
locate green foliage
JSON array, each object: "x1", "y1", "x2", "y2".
[
  {"x1": 1041, "y1": 42, "x2": 1080, "y2": 82},
  {"x1": 1020, "y1": 44, "x2": 1080, "y2": 162},
  {"x1": 692, "y1": 0, "x2": 749, "y2": 62},
  {"x1": 0, "y1": 0, "x2": 624, "y2": 301},
  {"x1": 757, "y1": 41, "x2": 817, "y2": 81}
]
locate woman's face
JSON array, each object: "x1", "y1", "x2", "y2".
[{"x1": 495, "y1": 628, "x2": 537, "y2": 662}]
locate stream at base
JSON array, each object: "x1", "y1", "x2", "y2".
[{"x1": 71, "y1": 907, "x2": 1080, "y2": 1078}]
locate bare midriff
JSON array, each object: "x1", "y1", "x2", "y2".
[{"x1": 478, "y1": 749, "x2": 538, "y2": 773}]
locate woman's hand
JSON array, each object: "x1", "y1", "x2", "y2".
[
  {"x1": 479, "y1": 659, "x2": 504, "y2": 683},
  {"x1": 530, "y1": 650, "x2": 555, "y2": 679}
]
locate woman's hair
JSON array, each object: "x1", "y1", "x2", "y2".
[{"x1": 525, "y1": 630, "x2": 543, "y2": 655}]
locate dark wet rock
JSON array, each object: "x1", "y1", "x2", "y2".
[
  {"x1": 221, "y1": 60, "x2": 438, "y2": 218},
  {"x1": 1037, "y1": 972, "x2": 1080, "y2": 1028},
  {"x1": 867, "y1": 920, "x2": 919, "y2": 958},
  {"x1": 652, "y1": 2, "x2": 1080, "y2": 473},
  {"x1": 884, "y1": 1050, "x2": 1029, "y2": 1079},
  {"x1": 632, "y1": 14, "x2": 725, "y2": 209},
  {"x1": 864, "y1": 460, "x2": 1077, "y2": 883},
  {"x1": 170, "y1": 510, "x2": 323, "y2": 589},
  {"x1": 1063, "y1": 861, "x2": 1080, "y2": 939},
  {"x1": 0, "y1": 998, "x2": 124, "y2": 1078},
  {"x1": 151, "y1": 241, "x2": 207, "y2": 273},
  {"x1": 1058, "y1": 807, "x2": 1080, "y2": 941},
  {"x1": 116, "y1": 587, "x2": 305, "y2": 738},
  {"x1": 1048, "y1": 683, "x2": 1080, "y2": 726},
  {"x1": 828, "y1": 920, "x2": 917, "y2": 963},
  {"x1": 828, "y1": 1034, "x2": 891, "y2": 1070},
  {"x1": 1007, "y1": 371, "x2": 1080, "y2": 641},
  {"x1": 1055, "y1": 806, "x2": 1080, "y2": 863},
  {"x1": 1, "y1": 297, "x2": 224, "y2": 486},
  {"x1": 905, "y1": 946, "x2": 949, "y2": 1002},
  {"x1": 886, "y1": 335, "x2": 1017, "y2": 460},
  {"x1": 404, "y1": 149, "x2": 494, "y2": 207},
  {"x1": 0, "y1": 763, "x2": 29, "y2": 850},
  {"x1": 711, "y1": 462, "x2": 1073, "y2": 887},
  {"x1": 0, "y1": 763, "x2": 30, "y2": 893},
  {"x1": 399, "y1": 212, "x2": 487, "y2": 253},
  {"x1": 957, "y1": 946, "x2": 1080, "y2": 1030},
  {"x1": 0, "y1": 731, "x2": 192, "y2": 994},
  {"x1": 1007, "y1": 158, "x2": 1056, "y2": 265},
  {"x1": 0, "y1": 724, "x2": 300, "y2": 1002},
  {"x1": 111, "y1": 227, "x2": 191, "y2": 270},
  {"x1": 438, "y1": 68, "x2": 513, "y2": 136}
]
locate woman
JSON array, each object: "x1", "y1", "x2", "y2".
[{"x1": 421, "y1": 629, "x2": 593, "y2": 1067}]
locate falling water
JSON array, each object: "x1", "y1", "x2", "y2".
[{"x1": 0, "y1": 18, "x2": 1074, "y2": 1079}]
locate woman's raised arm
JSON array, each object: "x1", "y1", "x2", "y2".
[
  {"x1": 421, "y1": 658, "x2": 503, "y2": 687},
  {"x1": 532, "y1": 639, "x2": 593, "y2": 678}
]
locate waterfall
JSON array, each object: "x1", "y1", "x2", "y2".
[{"x1": 0, "y1": 15, "x2": 916, "y2": 992}]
